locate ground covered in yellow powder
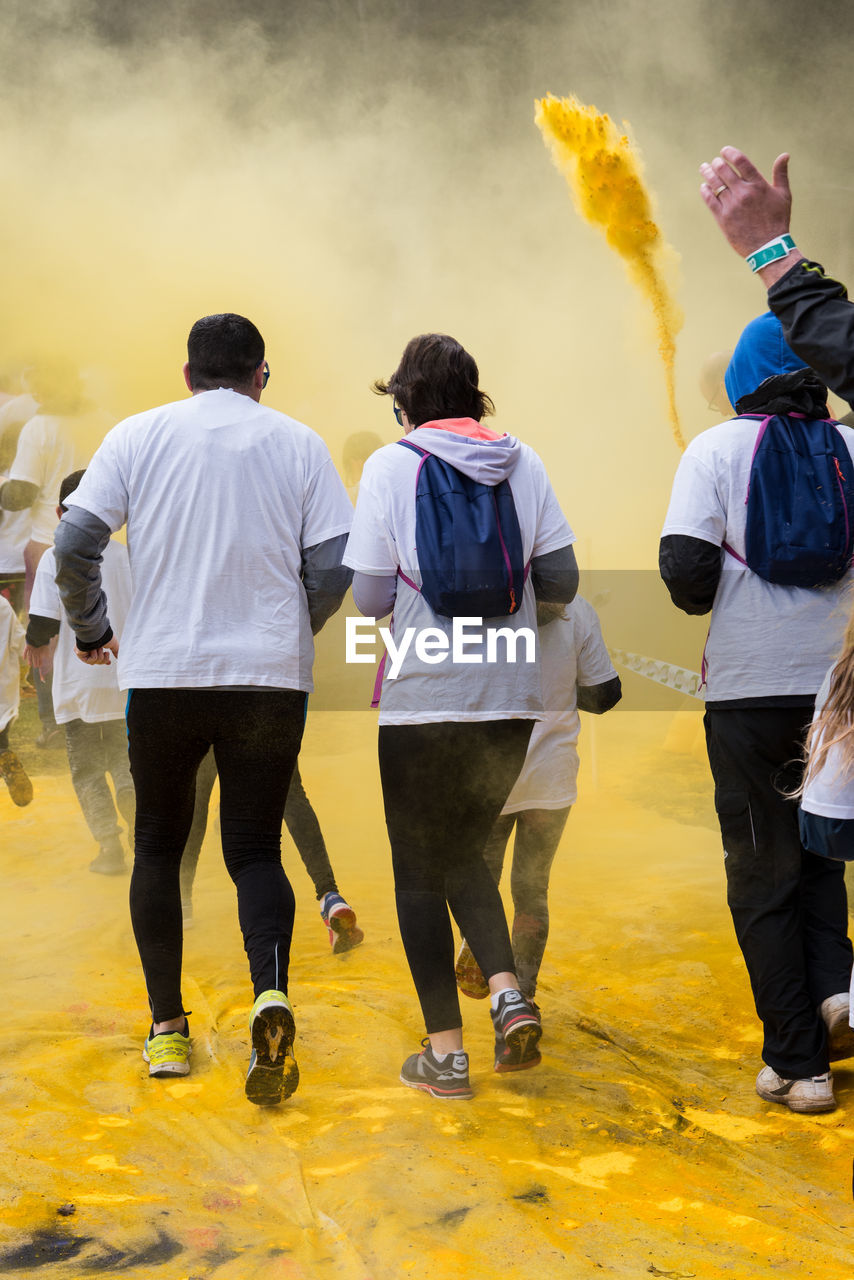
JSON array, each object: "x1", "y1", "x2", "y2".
[{"x1": 2, "y1": 710, "x2": 854, "y2": 1278}]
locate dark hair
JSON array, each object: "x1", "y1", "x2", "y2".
[
  {"x1": 186, "y1": 314, "x2": 265, "y2": 391},
  {"x1": 59, "y1": 468, "x2": 87, "y2": 512},
  {"x1": 373, "y1": 333, "x2": 494, "y2": 427}
]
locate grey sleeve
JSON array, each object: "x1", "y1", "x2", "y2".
[
  {"x1": 302, "y1": 533, "x2": 354, "y2": 634},
  {"x1": 352, "y1": 572, "x2": 397, "y2": 619},
  {"x1": 53, "y1": 507, "x2": 114, "y2": 649},
  {"x1": 530, "y1": 544, "x2": 579, "y2": 604}
]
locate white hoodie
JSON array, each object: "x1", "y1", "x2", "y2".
[{"x1": 343, "y1": 419, "x2": 575, "y2": 725}]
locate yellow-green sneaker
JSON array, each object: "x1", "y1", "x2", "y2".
[
  {"x1": 142, "y1": 1020, "x2": 191, "y2": 1078},
  {"x1": 245, "y1": 990, "x2": 298, "y2": 1106}
]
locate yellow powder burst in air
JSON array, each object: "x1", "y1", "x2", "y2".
[{"x1": 535, "y1": 94, "x2": 685, "y2": 451}]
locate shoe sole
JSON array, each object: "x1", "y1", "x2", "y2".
[
  {"x1": 503, "y1": 1020, "x2": 543, "y2": 1065},
  {"x1": 245, "y1": 1003, "x2": 299, "y2": 1106},
  {"x1": 143, "y1": 1047, "x2": 191, "y2": 1078},
  {"x1": 327, "y1": 909, "x2": 364, "y2": 954},
  {"x1": 825, "y1": 1008, "x2": 854, "y2": 1063},
  {"x1": 399, "y1": 1073, "x2": 474, "y2": 1100},
  {"x1": 755, "y1": 1082, "x2": 835, "y2": 1114},
  {"x1": 495, "y1": 1049, "x2": 542, "y2": 1074}
]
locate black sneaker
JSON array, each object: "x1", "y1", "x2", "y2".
[
  {"x1": 490, "y1": 990, "x2": 542, "y2": 1069},
  {"x1": 400, "y1": 1040, "x2": 474, "y2": 1100}
]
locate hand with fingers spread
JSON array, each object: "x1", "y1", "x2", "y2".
[{"x1": 699, "y1": 146, "x2": 803, "y2": 282}]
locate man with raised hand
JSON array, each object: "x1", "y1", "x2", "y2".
[
  {"x1": 53, "y1": 314, "x2": 353, "y2": 1106},
  {"x1": 699, "y1": 146, "x2": 854, "y2": 404}
]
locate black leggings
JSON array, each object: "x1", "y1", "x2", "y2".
[
  {"x1": 483, "y1": 806, "x2": 571, "y2": 1001},
  {"x1": 127, "y1": 688, "x2": 306, "y2": 1022},
  {"x1": 179, "y1": 750, "x2": 338, "y2": 904},
  {"x1": 378, "y1": 719, "x2": 534, "y2": 1034}
]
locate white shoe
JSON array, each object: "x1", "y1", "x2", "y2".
[
  {"x1": 820, "y1": 992, "x2": 854, "y2": 1062},
  {"x1": 755, "y1": 1065, "x2": 835, "y2": 1114}
]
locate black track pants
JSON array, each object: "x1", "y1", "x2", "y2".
[
  {"x1": 705, "y1": 706, "x2": 852, "y2": 1078},
  {"x1": 127, "y1": 688, "x2": 306, "y2": 1022}
]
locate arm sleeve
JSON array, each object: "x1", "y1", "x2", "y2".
[
  {"x1": 768, "y1": 259, "x2": 854, "y2": 408},
  {"x1": 25, "y1": 615, "x2": 61, "y2": 646},
  {"x1": 62, "y1": 429, "x2": 129, "y2": 532},
  {"x1": 301, "y1": 454, "x2": 354, "y2": 549},
  {"x1": 659, "y1": 534, "x2": 722, "y2": 615},
  {"x1": 301, "y1": 532, "x2": 353, "y2": 634},
  {"x1": 352, "y1": 572, "x2": 397, "y2": 619},
  {"x1": 530, "y1": 544, "x2": 579, "y2": 604},
  {"x1": 577, "y1": 675, "x2": 622, "y2": 714},
  {"x1": 53, "y1": 507, "x2": 114, "y2": 649},
  {"x1": 0, "y1": 478, "x2": 38, "y2": 511},
  {"x1": 342, "y1": 465, "x2": 400, "y2": 574}
]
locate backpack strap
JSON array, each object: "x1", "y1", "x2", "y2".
[
  {"x1": 722, "y1": 415, "x2": 773, "y2": 566},
  {"x1": 397, "y1": 438, "x2": 428, "y2": 595}
]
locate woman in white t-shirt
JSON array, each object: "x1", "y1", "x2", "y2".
[{"x1": 343, "y1": 332, "x2": 578, "y2": 1098}]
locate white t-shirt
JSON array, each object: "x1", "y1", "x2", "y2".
[
  {"x1": 502, "y1": 598, "x2": 617, "y2": 812},
  {"x1": 0, "y1": 595, "x2": 25, "y2": 731},
  {"x1": 661, "y1": 416, "x2": 854, "y2": 701},
  {"x1": 30, "y1": 541, "x2": 131, "y2": 724},
  {"x1": 0, "y1": 507, "x2": 30, "y2": 573},
  {"x1": 64, "y1": 389, "x2": 353, "y2": 692},
  {"x1": 343, "y1": 429, "x2": 575, "y2": 725},
  {"x1": 9, "y1": 414, "x2": 87, "y2": 545},
  {"x1": 801, "y1": 666, "x2": 854, "y2": 820}
]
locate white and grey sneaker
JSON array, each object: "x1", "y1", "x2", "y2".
[
  {"x1": 819, "y1": 992, "x2": 854, "y2": 1062},
  {"x1": 755, "y1": 1065, "x2": 835, "y2": 1114},
  {"x1": 400, "y1": 1040, "x2": 473, "y2": 1100}
]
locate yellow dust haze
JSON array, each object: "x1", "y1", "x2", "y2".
[{"x1": 535, "y1": 93, "x2": 685, "y2": 451}]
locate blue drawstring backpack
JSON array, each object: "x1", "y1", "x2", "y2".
[
  {"x1": 723, "y1": 412, "x2": 854, "y2": 587},
  {"x1": 397, "y1": 438, "x2": 526, "y2": 618}
]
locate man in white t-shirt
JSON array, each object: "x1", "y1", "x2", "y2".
[
  {"x1": 53, "y1": 313, "x2": 353, "y2": 1106},
  {"x1": 26, "y1": 469, "x2": 134, "y2": 875},
  {"x1": 660, "y1": 311, "x2": 854, "y2": 1115}
]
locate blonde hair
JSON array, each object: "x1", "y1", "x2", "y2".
[{"x1": 801, "y1": 604, "x2": 854, "y2": 794}]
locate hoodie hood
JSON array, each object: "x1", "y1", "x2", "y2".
[
  {"x1": 407, "y1": 418, "x2": 521, "y2": 484},
  {"x1": 724, "y1": 311, "x2": 809, "y2": 409}
]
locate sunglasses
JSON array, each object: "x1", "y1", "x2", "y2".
[
  {"x1": 258, "y1": 360, "x2": 270, "y2": 389},
  {"x1": 392, "y1": 400, "x2": 404, "y2": 427}
]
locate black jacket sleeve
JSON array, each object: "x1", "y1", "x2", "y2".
[
  {"x1": 659, "y1": 534, "x2": 721, "y2": 615},
  {"x1": 577, "y1": 674, "x2": 622, "y2": 715},
  {"x1": 768, "y1": 259, "x2": 854, "y2": 409},
  {"x1": 25, "y1": 614, "x2": 61, "y2": 647}
]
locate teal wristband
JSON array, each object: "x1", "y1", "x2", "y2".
[{"x1": 745, "y1": 234, "x2": 796, "y2": 273}]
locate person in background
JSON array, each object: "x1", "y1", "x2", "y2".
[
  {"x1": 344, "y1": 332, "x2": 578, "y2": 1099},
  {"x1": 455, "y1": 596, "x2": 621, "y2": 1071},
  {"x1": 0, "y1": 592, "x2": 32, "y2": 806},
  {"x1": 0, "y1": 362, "x2": 90, "y2": 747},
  {"x1": 342, "y1": 430, "x2": 383, "y2": 502},
  {"x1": 25, "y1": 469, "x2": 134, "y2": 875},
  {"x1": 53, "y1": 313, "x2": 353, "y2": 1106},
  {"x1": 178, "y1": 748, "x2": 364, "y2": 952}
]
